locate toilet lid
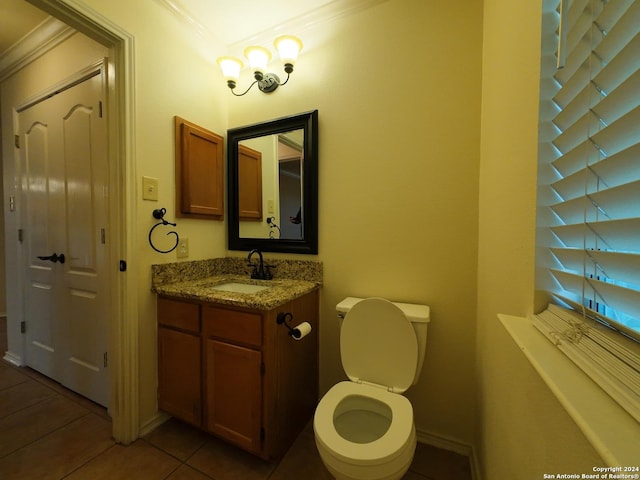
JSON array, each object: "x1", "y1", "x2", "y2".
[{"x1": 341, "y1": 297, "x2": 418, "y2": 393}]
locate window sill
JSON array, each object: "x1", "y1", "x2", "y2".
[{"x1": 499, "y1": 314, "x2": 640, "y2": 466}]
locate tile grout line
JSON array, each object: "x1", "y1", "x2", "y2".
[
  {"x1": 59, "y1": 442, "x2": 119, "y2": 480},
  {"x1": 0, "y1": 409, "x2": 96, "y2": 462},
  {"x1": 0, "y1": 380, "x2": 58, "y2": 420},
  {"x1": 140, "y1": 436, "x2": 217, "y2": 480}
]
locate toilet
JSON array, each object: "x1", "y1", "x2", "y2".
[{"x1": 314, "y1": 297, "x2": 430, "y2": 480}]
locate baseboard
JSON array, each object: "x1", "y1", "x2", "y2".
[
  {"x1": 416, "y1": 428, "x2": 482, "y2": 480},
  {"x1": 138, "y1": 411, "x2": 170, "y2": 437},
  {"x1": 2, "y1": 350, "x2": 24, "y2": 367}
]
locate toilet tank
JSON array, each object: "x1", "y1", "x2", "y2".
[{"x1": 336, "y1": 297, "x2": 431, "y2": 385}]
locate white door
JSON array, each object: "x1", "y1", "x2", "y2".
[{"x1": 18, "y1": 65, "x2": 110, "y2": 407}]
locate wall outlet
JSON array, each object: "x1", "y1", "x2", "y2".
[
  {"x1": 177, "y1": 237, "x2": 189, "y2": 258},
  {"x1": 142, "y1": 176, "x2": 159, "y2": 201}
]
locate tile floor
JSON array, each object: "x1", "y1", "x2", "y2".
[{"x1": 0, "y1": 317, "x2": 471, "y2": 480}]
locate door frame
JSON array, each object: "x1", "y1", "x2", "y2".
[{"x1": 22, "y1": 0, "x2": 138, "y2": 444}]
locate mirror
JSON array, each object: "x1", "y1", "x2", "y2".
[{"x1": 227, "y1": 110, "x2": 318, "y2": 254}]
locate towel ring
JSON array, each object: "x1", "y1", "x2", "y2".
[{"x1": 149, "y1": 208, "x2": 179, "y2": 254}]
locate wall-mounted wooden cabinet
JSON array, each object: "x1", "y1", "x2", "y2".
[
  {"x1": 174, "y1": 117, "x2": 224, "y2": 219},
  {"x1": 157, "y1": 290, "x2": 319, "y2": 460},
  {"x1": 238, "y1": 144, "x2": 263, "y2": 220}
]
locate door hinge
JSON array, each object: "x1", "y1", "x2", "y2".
[
  {"x1": 101, "y1": 228, "x2": 106, "y2": 244},
  {"x1": 119, "y1": 260, "x2": 126, "y2": 272},
  {"x1": 99, "y1": 101, "x2": 103, "y2": 118},
  {"x1": 18, "y1": 229, "x2": 24, "y2": 243},
  {"x1": 260, "y1": 427, "x2": 265, "y2": 442},
  {"x1": 14, "y1": 134, "x2": 20, "y2": 148},
  {"x1": 20, "y1": 321, "x2": 26, "y2": 333},
  {"x1": 103, "y1": 352, "x2": 108, "y2": 368},
  {"x1": 260, "y1": 362, "x2": 265, "y2": 376}
]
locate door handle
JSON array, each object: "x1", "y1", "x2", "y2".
[{"x1": 37, "y1": 253, "x2": 66, "y2": 264}]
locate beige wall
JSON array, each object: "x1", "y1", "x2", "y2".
[
  {"x1": 476, "y1": 0, "x2": 604, "y2": 477},
  {"x1": 83, "y1": 0, "x2": 483, "y2": 444},
  {"x1": 227, "y1": 0, "x2": 483, "y2": 446},
  {"x1": 77, "y1": 0, "x2": 483, "y2": 444}
]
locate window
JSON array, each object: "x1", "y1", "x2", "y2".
[{"x1": 535, "y1": 0, "x2": 640, "y2": 421}]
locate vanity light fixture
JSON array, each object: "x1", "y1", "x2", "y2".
[{"x1": 217, "y1": 35, "x2": 303, "y2": 96}]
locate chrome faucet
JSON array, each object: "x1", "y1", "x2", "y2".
[{"x1": 247, "y1": 249, "x2": 272, "y2": 280}]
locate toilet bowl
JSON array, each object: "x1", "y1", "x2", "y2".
[{"x1": 313, "y1": 297, "x2": 430, "y2": 480}]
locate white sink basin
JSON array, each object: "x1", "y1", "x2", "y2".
[{"x1": 209, "y1": 282, "x2": 271, "y2": 294}]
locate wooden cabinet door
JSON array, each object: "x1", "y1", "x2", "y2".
[
  {"x1": 238, "y1": 144, "x2": 262, "y2": 220},
  {"x1": 158, "y1": 327, "x2": 202, "y2": 426},
  {"x1": 175, "y1": 116, "x2": 224, "y2": 219},
  {"x1": 204, "y1": 338, "x2": 262, "y2": 455}
]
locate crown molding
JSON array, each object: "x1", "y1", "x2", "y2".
[
  {"x1": 153, "y1": 0, "x2": 220, "y2": 44},
  {"x1": 227, "y1": 0, "x2": 389, "y2": 52},
  {"x1": 153, "y1": 0, "x2": 389, "y2": 56},
  {"x1": 0, "y1": 16, "x2": 73, "y2": 82}
]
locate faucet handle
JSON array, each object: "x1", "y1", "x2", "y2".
[
  {"x1": 263, "y1": 265, "x2": 273, "y2": 280},
  {"x1": 250, "y1": 264, "x2": 273, "y2": 280}
]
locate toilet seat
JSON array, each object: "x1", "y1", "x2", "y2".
[{"x1": 314, "y1": 381, "x2": 414, "y2": 465}]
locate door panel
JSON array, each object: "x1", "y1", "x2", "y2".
[
  {"x1": 19, "y1": 67, "x2": 109, "y2": 407},
  {"x1": 23, "y1": 108, "x2": 58, "y2": 378}
]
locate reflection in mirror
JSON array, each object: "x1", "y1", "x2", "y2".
[
  {"x1": 238, "y1": 129, "x2": 304, "y2": 240},
  {"x1": 228, "y1": 110, "x2": 318, "y2": 254}
]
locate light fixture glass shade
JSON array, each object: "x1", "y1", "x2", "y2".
[
  {"x1": 274, "y1": 35, "x2": 303, "y2": 66},
  {"x1": 244, "y1": 46, "x2": 272, "y2": 75},
  {"x1": 217, "y1": 56, "x2": 243, "y2": 83}
]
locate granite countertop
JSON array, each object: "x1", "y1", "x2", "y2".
[
  {"x1": 153, "y1": 274, "x2": 319, "y2": 310},
  {"x1": 151, "y1": 257, "x2": 322, "y2": 311}
]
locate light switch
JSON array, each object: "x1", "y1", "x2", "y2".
[{"x1": 142, "y1": 176, "x2": 159, "y2": 201}]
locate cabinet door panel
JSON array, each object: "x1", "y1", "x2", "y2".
[
  {"x1": 158, "y1": 327, "x2": 201, "y2": 426},
  {"x1": 175, "y1": 116, "x2": 224, "y2": 219},
  {"x1": 205, "y1": 339, "x2": 262, "y2": 455},
  {"x1": 238, "y1": 144, "x2": 262, "y2": 220}
]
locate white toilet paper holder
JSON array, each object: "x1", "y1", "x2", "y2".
[{"x1": 276, "y1": 312, "x2": 310, "y2": 340}]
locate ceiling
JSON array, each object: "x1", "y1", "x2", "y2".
[{"x1": 1, "y1": 0, "x2": 386, "y2": 59}]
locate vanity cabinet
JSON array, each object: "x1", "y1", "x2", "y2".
[
  {"x1": 157, "y1": 298, "x2": 201, "y2": 426},
  {"x1": 156, "y1": 289, "x2": 319, "y2": 460}
]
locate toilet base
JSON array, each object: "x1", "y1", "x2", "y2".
[
  {"x1": 318, "y1": 455, "x2": 413, "y2": 480},
  {"x1": 315, "y1": 426, "x2": 416, "y2": 480}
]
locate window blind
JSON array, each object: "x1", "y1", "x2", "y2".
[
  {"x1": 535, "y1": 0, "x2": 640, "y2": 423},
  {"x1": 536, "y1": 0, "x2": 640, "y2": 341}
]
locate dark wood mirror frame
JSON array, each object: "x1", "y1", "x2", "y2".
[{"x1": 227, "y1": 110, "x2": 318, "y2": 254}]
